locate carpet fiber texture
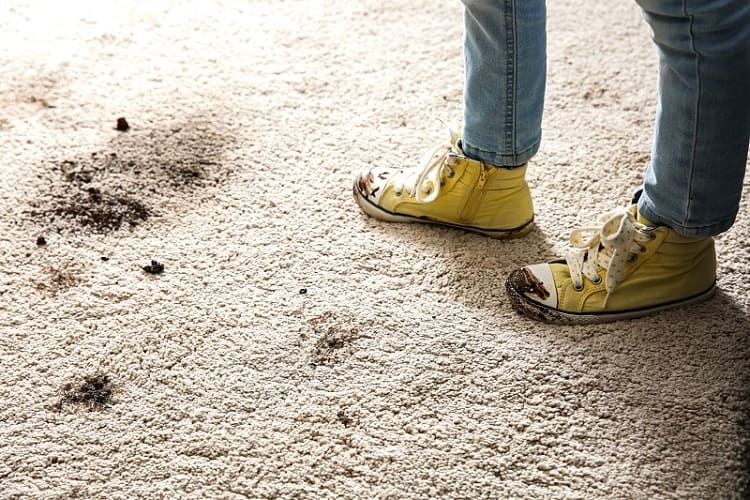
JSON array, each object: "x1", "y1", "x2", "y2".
[{"x1": 1, "y1": 0, "x2": 749, "y2": 498}]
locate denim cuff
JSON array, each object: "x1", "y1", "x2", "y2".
[
  {"x1": 460, "y1": 139, "x2": 540, "y2": 168},
  {"x1": 637, "y1": 195, "x2": 736, "y2": 237}
]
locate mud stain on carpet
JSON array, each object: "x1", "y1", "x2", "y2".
[
  {"x1": 47, "y1": 187, "x2": 151, "y2": 232},
  {"x1": 53, "y1": 374, "x2": 114, "y2": 412},
  {"x1": 308, "y1": 312, "x2": 363, "y2": 366},
  {"x1": 25, "y1": 118, "x2": 235, "y2": 234},
  {"x1": 34, "y1": 263, "x2": 84, "y2": 296}
]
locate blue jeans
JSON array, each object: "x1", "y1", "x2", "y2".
[{"x1": 461, "y1": 0, "x2": 750, "y2": 237}]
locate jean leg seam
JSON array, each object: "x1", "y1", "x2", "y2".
[
  {"x1": 504, "y1": 0, "x2": 515, "y2": 154},
  {"x1": 683, "y1": 0, "x2": 700, "y2": 228}
]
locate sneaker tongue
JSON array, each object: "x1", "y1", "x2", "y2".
[{"x1": 635, "y1": 210, "x2": 656, "y2": 227}]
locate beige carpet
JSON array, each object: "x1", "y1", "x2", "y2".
[{"x1": 1, "y1": 0, "x2": 749, "y2": 498}]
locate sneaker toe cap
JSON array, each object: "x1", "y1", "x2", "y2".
[
  {"x1": 354, "y1": 166, "x2": 394, "y2": 203},
  {"x1": 508, "y1": 263, "x2": 558, "y2": 308}
]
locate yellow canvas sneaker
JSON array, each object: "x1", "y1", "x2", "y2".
[
  {"x1": 353, "y1": 129, "x2": 534, "y2": 239},
  {"x1": 506, "y1": 206, "x2": 716, "y2": 324}
]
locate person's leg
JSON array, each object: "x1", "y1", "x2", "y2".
[
  {"x1": 461, "y1": 0, "x2": 547, "y2": 167},
  {"x1": 506, "y1": 0, "x2": 750, "y2": 324},
  {"x1": 636, "y1": 0, "x2": 750, "y2": 237},
  {"x1": 353, "y1": 0, "x2": 546, "y2": 238}
]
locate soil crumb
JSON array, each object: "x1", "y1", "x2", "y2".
[
  {"x1": 55, "y1": 374, "x2": 113, "y2": 412},
  {"x1": 143, "y1": 260, "x2": 164, "y2": 274},
  {"x1": 116, "y1": 117, "x2": 130, "y2": 131},
  {"x1": 337, "y1": 409, "x2": 354, "y2": 427},
  {"x1": 36, "y1": 236, "x2": 47, "y2": 246}
]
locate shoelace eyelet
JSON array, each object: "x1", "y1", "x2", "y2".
[
  {"x1": 627, "y1": 253, "x2": 638, "y2": 263},
  {"x1": 591, "y1": 276, "x2": 602, "y2": 285},
  {"x1": 573, "y1": 283, "x2": 585, "y2": 292}
]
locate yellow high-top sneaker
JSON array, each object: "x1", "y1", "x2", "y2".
[
  {"x1": 506, "y1": 206, "x2": 716, "y2": 324},
  {"x1": 353, "y1": 130, "x2": 534, "y2": 239}
]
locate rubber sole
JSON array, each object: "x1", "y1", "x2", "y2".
[
  {"x1": 352, "y1": 185, "x2": 534, "y2": 240},
  {"x1": 505, "y1": 269, "x2": 717, "y2": 325}
]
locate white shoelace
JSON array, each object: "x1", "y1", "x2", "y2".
[
  {"x1": 565, "y1": 207, "x2": 655, "y2": 304},
  {"x1": 393, "y1": 128, "x2": 463, "y2": 204}
]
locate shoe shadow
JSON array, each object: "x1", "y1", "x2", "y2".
[
  {"x1": 355, "y1": 214, "x2": 749, "y2": 493},
  {"x1": 700, "y1": 291, "x2": 750, "y2": 493},
  {"x1": 539, "y1": 290, "x2": 750, "y2": 494},
  {"x1": 355, "y1": 216, "x2": 559, "y2": 312}
]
